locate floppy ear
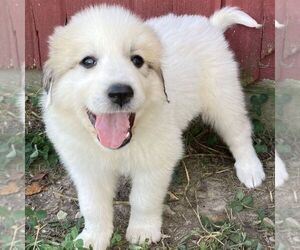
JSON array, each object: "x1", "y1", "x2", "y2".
[
  {"x1": 151, "y1": 65, "x2": 169, "y2": 103},
  {"x1": 157, "y1": 67, "x2": 170, "y2": 103},
  {"x1": 42, "y1": 65, "x2": 54, "y2": 107}
]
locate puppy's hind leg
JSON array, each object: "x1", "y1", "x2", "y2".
[{"x1": 200, "y1": 80, "x2": 265, "y2": 188}]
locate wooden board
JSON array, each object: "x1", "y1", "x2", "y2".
[
  {"x1": 21, "y1": 0, "x2": 275, "y2": 82},
  {"x1": 132, "y1": 0, "x2": 173, "y2": 19},
  {"x1": 65, "y1": 0, "x2": 131, "y2": 21},
  {"x1": 260, "y1": 0, "x2": 274, "y2": 79},
  {"x1": 173, "y1": 0, "x2": 221, "y2": 16},
  {"x1": 29, "y1": 0, "x2": 67, "y2": 67}
]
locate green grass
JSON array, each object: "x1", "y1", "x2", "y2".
[{"x1": 25, "y1": 132, "x2": 58, "y2": 169}]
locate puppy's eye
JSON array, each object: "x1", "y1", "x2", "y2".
[
  {"x1": 80, "y1": 56, "x2": 97, "y2": 69},
  {"x1": 131, "y1": 55, "x2": 144, "y2": 68}
]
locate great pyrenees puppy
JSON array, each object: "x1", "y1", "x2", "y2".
[{"x1": 42, "y1": 5, "x2": 266, "y2": 249}]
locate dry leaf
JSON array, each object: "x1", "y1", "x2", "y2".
[
  {"x1": 57, "y1": 210, "x2": 68, "y2": 220},
  {"x1": 0, "y1": 181, "x2": 20, "y2": 195},
  {"x1": 32, "y1": 172, "x2": 48, "y2": 181},
  {"x1": 25, "y1": 182, "x2": 43, "y2": 196},
  {"x1": 167, "y1": 191, "x2": 179, "y2": 201}
]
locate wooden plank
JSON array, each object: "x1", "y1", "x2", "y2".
[
  {"x1": 26, "y1": 0, "x2": 41, "y2": 68},
  {"x1": 7, "y1": 0, "x2": 25, "y2": 68},
  {"x1": 259, "y1": 0, "x2": 274, "y2": 79},
  {"x1": 24, "y1": 0, "x2": 275, "y2": 82},
  {"x1": 223, "y1": 0, "x2": 264, "y2": 83},
  {"x1": 173, "y1": 0, "x2": 221, "y2": 16},
  {"x1": 132, "y1": 0, "x2": 173, "y2": 19},
  {"x1": 65, "y1": 0, "x2": 131, "y2": 21},
  {"x1": 29, "y1": 0, "x2": 67, "y2": 67}
]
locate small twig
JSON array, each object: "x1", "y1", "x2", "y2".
[
  {"x1": 183, "y1": 153, "x2": 233, "y2": 160},
  {"x1": 167, "y1": 191, "x2": 179, "y2": 201},
  {"x1": 192, "y1": 139, "x2": 225, "y2": 155},
  {"x1": 33, "y1": 224, "x2": 47, "y2": 250},
  {"x1": 269, "y1": 190, "x2": 274, "y2": 203},
  {"x1": 184, "y1": 192, "x2": 224, "y2": 246},
  {"x1": 9, "y1": 224, "x2": 24, "y2": 250},
  {"x1": 53, "y1": 191, "x2": 78, "y2": 201},
  {"x1": 113, "y1": 200, "x2": 130, "y2": 206},
  {"x1": 182, "y1": 160, "x2": 190, "y2": 195},
  {"x1": 31, "y1": 111, "x2": 42, "y2": 118},
  {"x1": 215, "y1": 168, "x2": 231, "y2": 174}
]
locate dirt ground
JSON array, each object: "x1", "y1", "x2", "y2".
[
  {"x1": 26, "y1": 156, "x2": 275, "y2": 249},
  {"x1": 25, "y1": 71, "x2": 276, "y2": 249}
]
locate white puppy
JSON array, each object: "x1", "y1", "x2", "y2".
[{"x1": 42, "y1": 5, "x2": 265, "y2": 249}]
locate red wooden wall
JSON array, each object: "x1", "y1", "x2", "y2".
[
  {"x1": 0, "y1": 0, "x2": 24, "y2": 68},
  {"x1": 2, "y1": 0, "x2": 276, "y2": 82}
]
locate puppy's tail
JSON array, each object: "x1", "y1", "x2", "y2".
[{"x1": 209, "y1": 7, "x2": 262, "y2": 32}]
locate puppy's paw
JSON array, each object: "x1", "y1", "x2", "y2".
[
  {"x1": 126, "y1": 223, "x2": 161, "y2": 245},
  {"x1": 235, "y1": 157, "x2": 265, "y2": 188},
  {"x1": 76, "y1": 228, "x2": 111, "y2": 250},
  {"x1": 275, "y1": 153, "x2": 288, "y2": 187}
]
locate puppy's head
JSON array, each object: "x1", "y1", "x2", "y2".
[{"x1": 44, "y1": 5, "x2": 167, "y2": 150}]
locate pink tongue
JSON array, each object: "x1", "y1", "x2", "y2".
[{"x1": 95, "y1": 113, "x2": 130, "y2": 149}]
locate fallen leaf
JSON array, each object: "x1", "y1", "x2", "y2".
[
  {"x1": 31, "y1": 172, "x2": 48, "y2": 181},
  {"x1": 75, "y1": 211, "x2": 82, "y2": 219},
  {"x1": 25, "y1": 182, "x2": 43, "y2": 196},
  {"x1": 0, "y1": 181, "x2": 20, "y2": 195},
  {"x1": 167, "y1": 191, "x2": 179, "y2": 201},
  {"x1": 263, "y1": 217, "x2": 275, "y2": 228},
  {"x1": 57, "y1": 210, "x2": 67, "y2": 220}
]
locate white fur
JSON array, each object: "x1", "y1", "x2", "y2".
[
  {"x1": 42, "y1": 5, "x2": 265, "y2": 249},
  {"x1": 210, "y1": 7, "x2": 262, "y2": 31}
]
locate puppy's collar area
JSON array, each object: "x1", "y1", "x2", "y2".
[{"x1": 87, "y1": 110, "x2": 135, "y2": 149}]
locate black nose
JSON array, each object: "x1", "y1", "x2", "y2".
[{"x1": 107, "y1": 84, "x2": 134, "y2": 107}]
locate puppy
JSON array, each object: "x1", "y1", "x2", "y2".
[{"x1": 42, "y1": 5, "x2": 265, "y2": 249}]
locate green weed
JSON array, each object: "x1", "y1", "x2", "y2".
[
  {"x1": 25, "y1": 132, "x2": 58, "y2": 169},
  {"x1": 229, "y1": 190, "x2": 254, "y2": 212},
  {"x1": 250, "y1": 93, "x2": 270, "y2": 154},
  {"x1": 177, "y1": 216, "x2": 262, "y2": 249}
]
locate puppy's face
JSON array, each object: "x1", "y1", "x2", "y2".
[{"x1": 44, "y1": 6, "x2": 167, "y2": 150}]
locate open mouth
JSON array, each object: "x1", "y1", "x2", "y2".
[{"x1": 87, "y1": 110, "x2": 135, "y2": 149}]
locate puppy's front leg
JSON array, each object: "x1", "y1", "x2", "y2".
[
  {"x1": 74, "y1": 170, "x2": 117, "y2": 250},
  {"x1": 126, "y1": 167, "x2": 173, "y2": 245}
]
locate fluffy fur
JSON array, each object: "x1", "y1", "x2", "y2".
[{"x1": 42, "y1": 5, "x2": 266, "y2": 249}]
